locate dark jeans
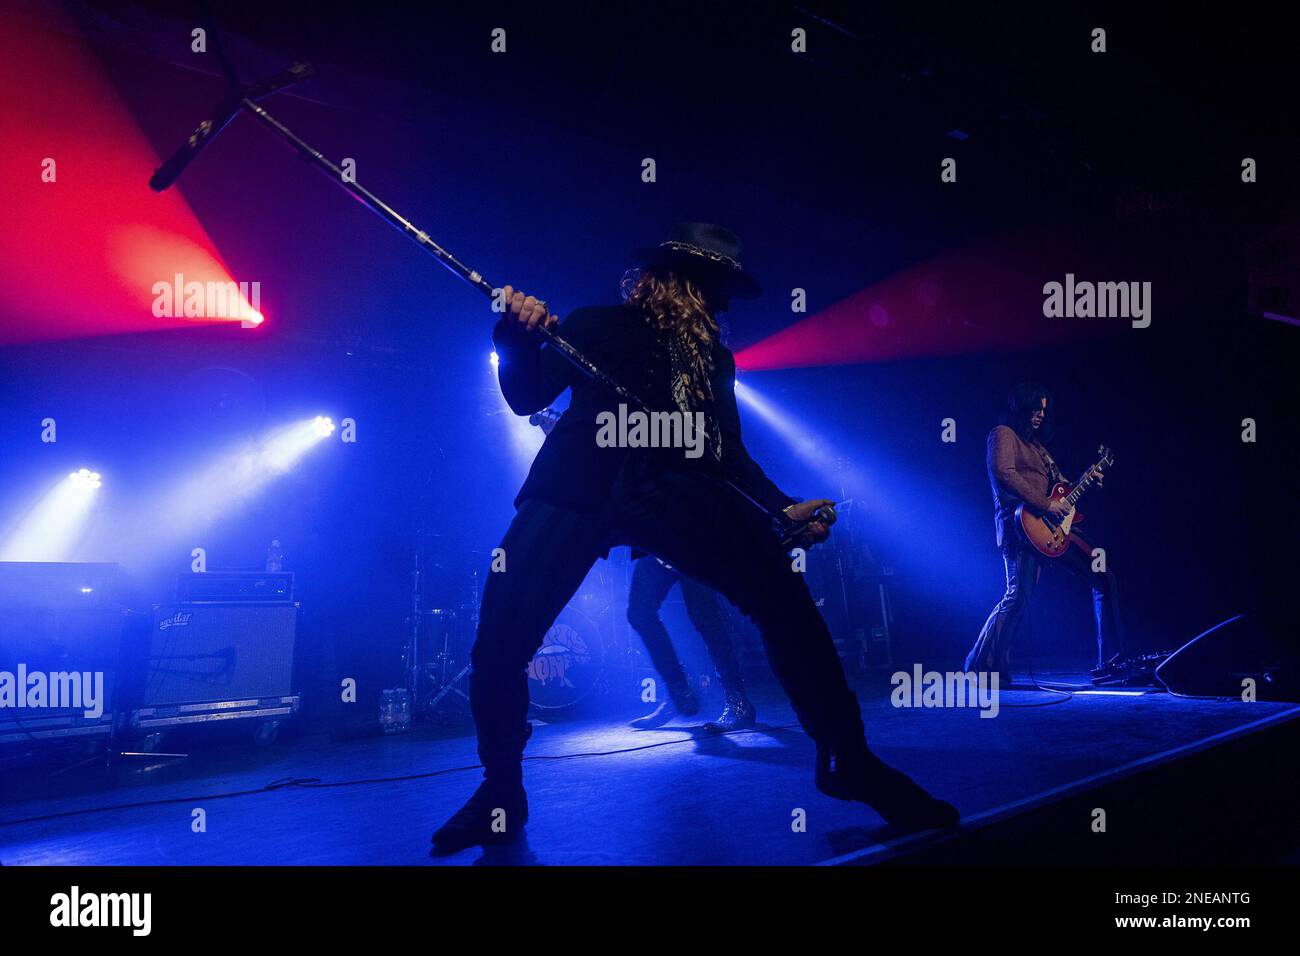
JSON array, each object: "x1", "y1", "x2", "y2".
[
  {"x1": 965, "y1": 529, "x2": 1123, "y2": 674},
  {"x1": 626, "y1": 556, "x2": 744, "y2": 694},
  {"x1": 470, "y1": 471, "x2": 864, "y2": 785}
]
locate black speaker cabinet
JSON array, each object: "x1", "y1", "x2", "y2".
[
  {"x1": 0, "y1": 562, "x2": 122, "y2": 743},
  {"x1": 1156, "y1": 613, "x2": 1297, "y2": 701}
]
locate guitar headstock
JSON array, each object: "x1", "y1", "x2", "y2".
[{"x1": 1096, "y1": 445, "x2": 1115, "y2": 470}]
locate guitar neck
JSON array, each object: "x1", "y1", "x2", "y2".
[{"x1": 1065, "y1": 459, "x2": 1104, "y2": 505}]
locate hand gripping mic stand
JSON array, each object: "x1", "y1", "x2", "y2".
[{"x1": 150, "y1": 54, "x2": 833, "y2": 548}]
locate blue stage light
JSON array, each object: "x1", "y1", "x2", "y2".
[
  {"x1": 135, "y1": 416, "x2": 338, "y2": 560},
  {"x1": 68, "y1": 467, "x2": 102, "y2": 489},
  {"x1": 0, "y1": 468, "x2": 103, "y2": 561},
  {"x1": 734, "y1": 379, "x2": 830, "y2": 466},
  {"x1": 486, "y1": 355, "x2": 543, "y2": 472}
]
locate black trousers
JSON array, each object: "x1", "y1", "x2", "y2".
[
  {"x1": 965, "y1": 529, "x2": 1123, "y2": 674},
  {"x1": 626, "y1": 556, "x2": 744, "y2": 694},
  {"x1": 470, "y1": 471, "x2": 864, "y2": 785}
]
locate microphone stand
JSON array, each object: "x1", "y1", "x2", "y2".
[{"x1": 151, "y1": 52, "x2": 830, "y2": 547}]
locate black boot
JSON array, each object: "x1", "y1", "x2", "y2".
[
  {"x1": 815, "y1": 745, "x2": 959, "y2": 829},
  {"x1": 702, "y1": 689, "x2": 757, "y2": 731},
  {"x1": 431, "y1": 780, "x2": 528, "y2": 856},
  {"x1": 629, "y1": 678, "x2": 699, "y2": 729}
]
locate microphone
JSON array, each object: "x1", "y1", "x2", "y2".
[
  {"x1": 149, "y1": 96, "x2": 240, "y2": 192},
  {"x1": 149, "y1": 62, "x2": 316, "y2": 193}
]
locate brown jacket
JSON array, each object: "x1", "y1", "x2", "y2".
[{"x1": 987, "y1": 425, "x2": 1060, "y2": 546}]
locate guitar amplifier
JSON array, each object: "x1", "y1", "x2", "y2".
[
  {"x1": 176, "y1": 571, "x2": 294, "y2": 604},
  {"x1": 136, "y1": 604, "x2": 299, "y2": 725}
]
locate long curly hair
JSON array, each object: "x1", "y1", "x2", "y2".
[{"x1": 619, "y1": 266, "x2": 719, "y2": 404}]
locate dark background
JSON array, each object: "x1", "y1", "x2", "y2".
[{"x1": 2, "y1": 1, "x2": 1297, "y2": 722}]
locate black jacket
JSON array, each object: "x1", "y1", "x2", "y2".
[{"x1": 492, "y1": 304, "x2": 796, "y2": 516}]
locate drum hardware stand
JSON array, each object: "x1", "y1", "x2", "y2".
[
  {"x1": 425, "y1": 660, "x2": 472, "y2": 714},
  {"x1": 396, "y1": 545, "x2": 423, "y2": 721},
  {"x1": 421, "y1": 569, "x2": 479, "y2": 720},
  {"x1": 399, "y1": 543, "x2": 477, "y2": 722}
]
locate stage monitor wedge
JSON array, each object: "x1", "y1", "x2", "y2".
[{"x1": 1155, "y1": 613, "x2": 1297, "y2": 701}]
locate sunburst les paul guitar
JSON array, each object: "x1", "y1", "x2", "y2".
[{"x1": 1016, "y1": 445, "x2": 1115, "y2": 558}]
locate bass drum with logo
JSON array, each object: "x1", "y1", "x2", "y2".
[{"x1": 527, "y1": 619, "x2": 608, "y2": 716}]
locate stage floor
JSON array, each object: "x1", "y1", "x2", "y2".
[{"x1": 2, "y1": 675, "x2": 1297, "y2": 866}]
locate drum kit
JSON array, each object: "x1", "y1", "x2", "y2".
[{"x1": 399, "y1": 536, "x2": 635, "y2": 726}]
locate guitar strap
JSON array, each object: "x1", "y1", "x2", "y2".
[{"x1": 1036, "y1": 444, "x2": 1065, "y2": 484}]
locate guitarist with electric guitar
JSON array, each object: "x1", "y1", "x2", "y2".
[{"x1": 964, "y1": 383, "x2": 1124, "y2": 687}]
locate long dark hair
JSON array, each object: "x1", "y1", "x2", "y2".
[
  {"x1": 999, "y1": 382, "x2": 1053, "y2": 443},
  {"x1": 620, "y1": 266, "x2": 720, "y2": 405}
]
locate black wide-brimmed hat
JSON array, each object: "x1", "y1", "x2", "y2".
[{"x1": 632, "y1": 222, "x2": 762, "y2": 298}]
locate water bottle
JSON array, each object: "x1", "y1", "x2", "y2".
[
  {"x1": 266, "y1": 538, "x2": 284, "y2": 572},
  {"x1": 379, "y1": 688, "x2": 411, "y2": 734}
]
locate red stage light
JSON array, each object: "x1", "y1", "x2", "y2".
[
  {"x1": 735, "y1": 232, "x2": 1110, "y2": 371},
  {"x1": 0, "y1": 12, "x2": 257, "y2": 344}
]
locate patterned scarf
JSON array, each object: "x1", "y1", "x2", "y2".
[{"x1": 666, "y1": 327, "x2": 722, "y2": 464}]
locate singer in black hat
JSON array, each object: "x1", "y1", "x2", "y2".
[{"x1": 432, "y1": 223, "x2": 959, "y2": 855}]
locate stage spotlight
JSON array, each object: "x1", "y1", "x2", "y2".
[
  {"x1": 0, "y1": 15, "x2": 267, "y2": 344},
  {"x1": 138, "y1": 415, "x2": 337, "y2": 556},
  {"x1": 733, "y1": 379, "x2": 825, "y2": 463},
  {"x1": 0, "y1": 469, "x2": 103, "y2": 561},
  {"x1": 733, "y1": 231, "x2": 1096, "y2": 370},
  {"x1": 487, "y1": 354, "x2": 544, "y2": 472},
  {"x1": 259, "y1": 417, "x2": 336, "y2": 474},
  {"x1": 732, "y1": 376, "x2": 880, "y2": 512},
  {"x1": 68, "y1": 467, "x2": 103, "y2": 489}
]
